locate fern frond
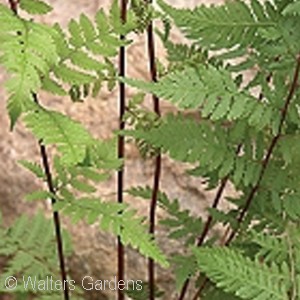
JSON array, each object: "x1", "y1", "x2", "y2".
[
  {"x1": 283, "y1": 1, "x2": 300, "y2": 15},
  {"x1": 0, "y1": 212, "x2": 72, "y2": 292},
  {"x1": 19, "y1": 0, "x2": 52, "y2": 15},
  {"x1": 24, "y1": 107, "x2": 93, "y2": 165},
  {"x1": 194, "y1": 247, "x2": 290, "y2": 300},
  {"x1": 128, "y1": 186, "x2": 203, "y2": 246},
  {"x1": 41, "y1": 76, "x2": 67, "y2": 96},
  {"x1": 251, "y1": 231, "x2": 288, "y2": 263},
  {"x1": 158, "y1": 0, "x2": 277, "y2": 50},
  {"x1": 44, "y1": 3, "x2": 134, "y2": 100},
  {"x1": 53, "y1": 197, "x2": 169, "y2": 268},
  {"x1": 0, "y1": 5, "x2": 58, "y2": 128},
  {"x1": 171, "y1": 254, "x2": 198, "y2": 290},
  {"x1": 121, "y1": 66, "x2": 276, "y2": 128},
  {"x1": 122, "y1": 114, "x2": 236, "y2": 176},
  {"x1": 18, "y1": 160, "x2": 46, "y2": 180}
]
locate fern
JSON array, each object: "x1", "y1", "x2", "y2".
[
  {"x1": 128, "y1": 186, "x2": 203, "y2": 246},
  {"x1": 121, "y1": 66, "x2": 279, "y2": 130},
  {"x1": 0, "y1": 212, "x2": 72, "y2": 292},
  {"x1": 19, "y1": 0, "x2": 52, "y2": 15},
  {"x1": 194, "y1": 247, "x2": 290, "y2": 300},
  {"x1": 0, "y1": 1, "x2": 137, "y2": 128},
  {"x1": 250, "y1": 231, "x2": 288, "y2": 263},
  {"x1": 0, "y1": 4, "x2": 58, "y2": 128},
  {"x1": 44, "y1": 2, "x2": 136, "y2": 100},
  {"x1": 122, "y1": 114, "x2": 238, "y2": 176},
  {"x1": 158, "y1": 0, "x2": 277, "y2": 50},
  {"x1": 18, "y1": 160, "x2": 46, "y2": 180},
  {"x1": 171, "y1": 254, "x2": 198, "y2": 291},
  {"x1": 24, "y1": 107, "x2": 94, "y2": 165},
  {"x1": 52, "y1": 196, "x2": 169, "y2": 268}
]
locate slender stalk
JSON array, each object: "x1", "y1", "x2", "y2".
[
  {"x1": 8, "y1": 0, "x2": 18, "y2": 14},
  {"x1": 32, "y1": 94, "x2": 70, "y2": 300},
  {"x1": 177, "y1": 177, "x2": 229, "y2": 300},
  {"x1": 39, "y1": 142, "x2": 70, "y2": 300},
  {"x1": 7, "y1": 0, "x2": 70, "y2": 298},
  {"x1": 117, "y1": 1, "x2": 127, "y2": 300},
  {"x1": 144, "y1": 1, "x2": 161, "y2": 299},
  {"x1": 178, "y1": 144, "x2": 242, "y2": 300},
  {"x1": 191, "y1": 278, "x2": 208, "y2": 300},
  {"x1": 225, "y1": 54, "x2": 300, "y2": 245}
]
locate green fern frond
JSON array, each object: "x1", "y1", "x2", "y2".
[
  {"x1": 53, "y1": 197, "x2": 169, "y2": 268},
  {"x1": 19, "y1": 0, "x2": 52, "y2": 15},
  {"x1": 158, "y1": 0, "x2": 277, "y2": 50},
  {"x1": 18, "y1": 160, "x2": 46, "y2": 180},
  {"x1": 0, "y1": 5, "x2": 58, "y2": 128},
  {"x1": 251, "y1": 231, "x2": 288, "y2": 263},
  {"x1": 194, "y1": 247, "x2": 290, "y2": 300},
  {"x1": 24, "y1": 107, "x2": 93, "y2": 165},
  {"x1": 122, "y1": 114, "x2": 236, "y2": 176},
  {"x1": 53, "y1": 64, "x2": 96, "y2": 85},
  {"x1": 41, "y1": 76, "x2": 67, "y2": 96},
  {"x1": 127, "y1": 186, "x2": 203, "y2": 246},
  {"x1": 172, "y1": 254, "x2": 198, "y2": 290},
  {"x1": 44, "y1": 3, "x2": 134, "y2": 100},
  {"x1": 0, "y1": 212, "x2": 72, "y2": 292},
  {"x1": 158, "y1": 194, "x2": 203, "y2": 245},
  {"x1": 121, "y1": 66, "x2": 274, "y2": 126},
  {"x1": 283, "y1": 1, "x2": 300, "y2": 15},
  {"x1": 201, "y1": 282, "x2": 241, "y2": 300}
]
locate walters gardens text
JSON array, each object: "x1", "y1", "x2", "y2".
[{"x1": 4, "y1": 275, "x2": 143, "y2": 292}]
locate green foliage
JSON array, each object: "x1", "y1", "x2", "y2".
[
  {"x1": 0, "y1": 212, "x2": 72, "y2": 292},
  {"x1": 158, "y1": 0, "x2": 278, "y2": 50},
  {"x1": 194, "y1": 247, "x2": 290, "y2": 300},
  {"x1": 53, "y1": 196, "x2": 169, "y2": 267},
  {"x1": 2, "y1": 0, "x2": 300, "y2": 299},
  {"x1": 19, "y1": 0, "x2": 52, "y2": 15},
  {"x1": 0, "y1": 0, "x2": 137, "y2": 128},
  {"x1": 24, "y1": 107, "x2": 94, "y2": 165},
  {"x1": 128, "y1": 186, "x2": 203, "y2": 246},
  {"x1": 0, "y1": 4, "x2": 58, "y2": 128},
  {"x1": 45, "y1": 2, "x2": 136, "y2": 99},
  {"x1": 171, "y1": 254, "x2": 198, "y2": 291},
  {"x1": 18, "y1": 160, "x2": 46, "y2": 180}
]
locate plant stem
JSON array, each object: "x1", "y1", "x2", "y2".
[
  {"x1": 8, "y1": 0, "x2": 18, "y2": 14},
  {"x1": 117, "y1": 1, "x2": 127, "y2": 300},
  {"x1": 225, "y1": 54, "x2": 300, "y2": 245},
  {"x1": 144, "y1": 1, "x2": 161, "y2": 299},
  {"x1": 177, "y1": 177, "x2": 229, "y2": 300},
  {"x1": 178, "y1": 144, "x2": 242, "y2": 300},
  {"x1": 39, "y1": 142, "x2": 70, "y2": 300},
  {"x1": 31, "y1": 95, "x2": 70, "y2": 300}
]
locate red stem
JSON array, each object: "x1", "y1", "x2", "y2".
[
  {"x1": 39, "y1": 142, "x2": 70, "y2": 300},
  {"x1": 8, "y1": 0, "x2": 18, "y2": 14},
  {"x1": 117, "y1": 1, "x2": 127, "y2": 300},
  {"x1": 145, "y1": 2, "x2": 161, "y2": 299},
  {"x1": 178, "y1": 144, "x2": 242, "y2": 300}
]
